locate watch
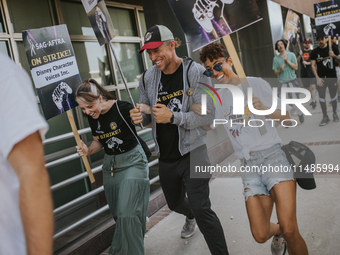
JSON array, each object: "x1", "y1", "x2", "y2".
[{"x1": 170, "y1": 113, "x2": 174, "y2": 124}]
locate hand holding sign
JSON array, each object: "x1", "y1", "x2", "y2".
[
  {"x1": 169, "y1": 0, "x2": 261, "y2": 51},
  {"x1": 192, "y1": 0, "x2": 219, "y2": 34},
  {"x1": 192, "y1": 0, "x2": 234, "y2": 38},
  {"x1": 23, "y1": 25, "x2": 95, "y2": 183}
]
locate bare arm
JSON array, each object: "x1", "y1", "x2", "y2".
[
  {"x1": 76, "y1": 136, "x2": 103, "y2": 156},
  {"x1": 8, "y1": 131, "x2": 53, "y2": 255},
  {"x1": 252, "y1": 96, "x2": 290, "y2": 123},
  {"x1": 268, "y1": 109, "x2": 290, "y2": 123},
  {"x1": 274, "y1": 63, "x2": 285, "y2": 76},
  {"x1": 296, "y1": 51, "x2": 302, "y2": 63},
  {"x1": 311, "y1": 60, "x2": 319, "y2": 78},
  {"x1": 311, "y1": 60, "x2": 324, "y2": 87},
  {"x1": 284, "y1": 55, "x2": 298, "y2": 71},
  {"x1": 329, "y1": 51, "x2": 340, "y2": 63}
]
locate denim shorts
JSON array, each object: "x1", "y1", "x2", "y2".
[{"x1": 240, "y1": 144, "x2": 294, "y2": 200}]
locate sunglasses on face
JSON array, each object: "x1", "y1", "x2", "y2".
[{"x1": 203, "y1": 57, "x2": 228, "y2": 77}]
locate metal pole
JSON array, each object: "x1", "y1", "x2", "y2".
[{"x1": 108, "y1": 42, "x2": 144, "y2": 129}]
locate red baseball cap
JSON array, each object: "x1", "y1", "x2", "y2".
[{"x1": 139, "y1": 25, "x2": 174, "y2": 53}]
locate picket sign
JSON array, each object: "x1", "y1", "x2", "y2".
[
  {"x1": 22, "y1": 25, "x2": 95, "y2": 183},
  {"x1": 222, "y1": 34, "x2": 267, "y2": 135},
  {"x1": 66, "y1": 110, "x2": 95, "y2": 183}
]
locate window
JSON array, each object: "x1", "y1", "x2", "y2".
[
  {"x1": 72, "y1": 41, "x2": 111, "y2": 85},
  {"x1": 61, "y1": 1, "x2": 95, "y2": 36},
  {"x1": 111, "y1": 42, "x2": 144, "y2": 84},
  {"x1": 6, "y1": 0, "x2": 53, "y2": 32},
  {"x1": 0, "y1": 41, "x2": 9, "y2": 55},
  {"x1": 0, "y1": 11, "x2": 4, "y2": 33},
  {"x1": 108, "y1": 7, "x2": 138, "y2": 37}
]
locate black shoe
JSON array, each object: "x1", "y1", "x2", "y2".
[
  {"x1": 310, "y1": 101, "x2": 313, "y2": 105},
  {"x1": 311, "y1": 101, "x2": 317, "y2": 109},
  {"x1": 334, "y1": 112, "x2": 339, "y2": 122},
  {"x1": 298, "y1": 114, "x2": 304, "y2": 123},
  {"x1": 319, "y1": 115, "x2": 330, "y2": 126}
]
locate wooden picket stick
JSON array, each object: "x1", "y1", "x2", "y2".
[
  {"x1": 328, "y1": 35, "x2": 333, "y2": 69},
  {"x1": 66, "y1": 110, "x2": 95, "y2": 183},
  {"x1": 222, "y1": 34, "x2": 246, "y2": 79},
  {"x1": 222, "y1": 34, "x2": 267, "y2": 135}
]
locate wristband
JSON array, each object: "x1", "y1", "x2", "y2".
[{"x1": 170, "y1": 113, "x2": 174, "y2": 124}]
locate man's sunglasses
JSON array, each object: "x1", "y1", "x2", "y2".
[{"x1": 203, "y1": 57, "x2": 228, "y2": 77}]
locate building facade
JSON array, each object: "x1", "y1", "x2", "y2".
[{"x1": 0, "y1": 0, "x2": 320, "y2": 253}]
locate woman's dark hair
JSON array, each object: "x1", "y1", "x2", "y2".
[
  {"x1": 199, "y1": 43, "x2": 230, "y2": 63},
  {"x1": 275, "y1": 39, "x2": 288, "y2": 51},
  {"x1": 75, "y1": 78, "x2": 115, "y2": 104}
]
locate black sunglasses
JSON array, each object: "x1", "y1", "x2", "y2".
[{"x1": 203, "y1": 57, "x2": 228, "y2": 77}]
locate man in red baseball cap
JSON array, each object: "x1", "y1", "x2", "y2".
[
  {"x1": 139, "y1": 25, "x2": 175, "y2": 53},
  {"x1": 131, "y1": 25, "x2": 230, "y2": 255}
]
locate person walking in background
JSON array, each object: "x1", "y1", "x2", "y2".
[
  {"x1": 273, "y1": 39, "x2": 305, "y2": 124},
  {"x1": 331, "y1": 36, "x2": 340, "y2": 103},
  {"x1": 297, "y1": 38, "x2": 317, "y2": 109},
  {"x1": 130, "y1": 25, "x2": 229, "y2": 255},
  {"x1": 0, "y1": 53, "x2": 54, "y2": 255},
  {"x1": 311, "y1": 36, "x2": 340, "y2": 126},
  {"x1": 75, "y1": 79, "x2": 149, "y2": 255}
]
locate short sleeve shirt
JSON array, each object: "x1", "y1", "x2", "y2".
[
  {"x1": 310, "y1": 44, "x2": 339, "y2": 77},
  {"x1": 156, "y1": 63, "x2": 184, "y2": 162},
  {"x1": 297, "y1": 49, "x2": 315, "y2": 78},
  {"x1": 272, "y1": 52, "x2": 297, "y2": 83},
  {"x1": 213, "y1": 77, "x2": 288, "y2": 159},
  {"x1": 88, "y1": 100, "x2": 138, "y2": 155},
  {"x1": 0, "y1": 53, "x2": 48, "y2": 255}
]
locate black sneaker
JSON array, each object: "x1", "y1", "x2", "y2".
[
  {"x1": 311, "y1": 101, "x2": 317, "y2": 109},
  {"x1": 334, "y1": 112, "x2": 339, "y2": 122},
  {"x1": 319, "y1": 115, "x2": 330, "y2": 126},
  {"x1": 298, "y1": 114, "x2": 304, "y2": 123}
]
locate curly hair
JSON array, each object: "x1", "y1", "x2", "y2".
[{"x1": 200, "y1": 43, "x2": 230, "y2": 63}]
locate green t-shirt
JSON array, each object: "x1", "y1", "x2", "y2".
[{"x1": 272, "y1": 52, "x2": 297, "y2": 83}]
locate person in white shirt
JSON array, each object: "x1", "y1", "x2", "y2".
[
  {"x1": 197, "y1": 43, "x2": 309, "y2": 255},
  {"x1": 0, "y1": 53, "x2": 53, "y2": 255}
]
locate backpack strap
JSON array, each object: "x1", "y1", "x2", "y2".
[{"x1": 115, "y1": 100, "x2": 141, "y2": 147}]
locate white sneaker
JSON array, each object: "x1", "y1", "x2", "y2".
[
  {"x1": 180, "y1": 217, "x2": 196, "y2": 238},
  {"x1": 271, "y1": 235, "x2": 287, "y2": 255}
]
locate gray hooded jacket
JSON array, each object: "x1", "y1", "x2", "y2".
[{"x1": 139, "y1": 57, "x2": 215, "y2": 156}]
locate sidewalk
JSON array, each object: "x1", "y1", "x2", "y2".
[{"x1": 143, "y1": 103, "x2": 340, "y2": 255}]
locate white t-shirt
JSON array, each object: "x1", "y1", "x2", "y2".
[
  {"x1": 0, "y1": 53, "x2": 48, "y2": 255},
  {"x1": 214, "y1": 77, "x2": 289, "y2": 160}
]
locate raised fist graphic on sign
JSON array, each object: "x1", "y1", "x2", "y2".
[
  {"x1": 52, "y1": 81, "x2": 73, "y2": 110},
  {"x1": 324, "y1": 23, "x2": 336, "y2": 36},
  {"x1": 95, "y1": 7, "x2": 107, "y2": 39},
  {"x1": 192, "y1": 0, "x2": 234, "y2": 38}
]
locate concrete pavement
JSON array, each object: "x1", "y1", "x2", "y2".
[{"x1": 144, "y1": 102, "x2": 340, "y2": 255}]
